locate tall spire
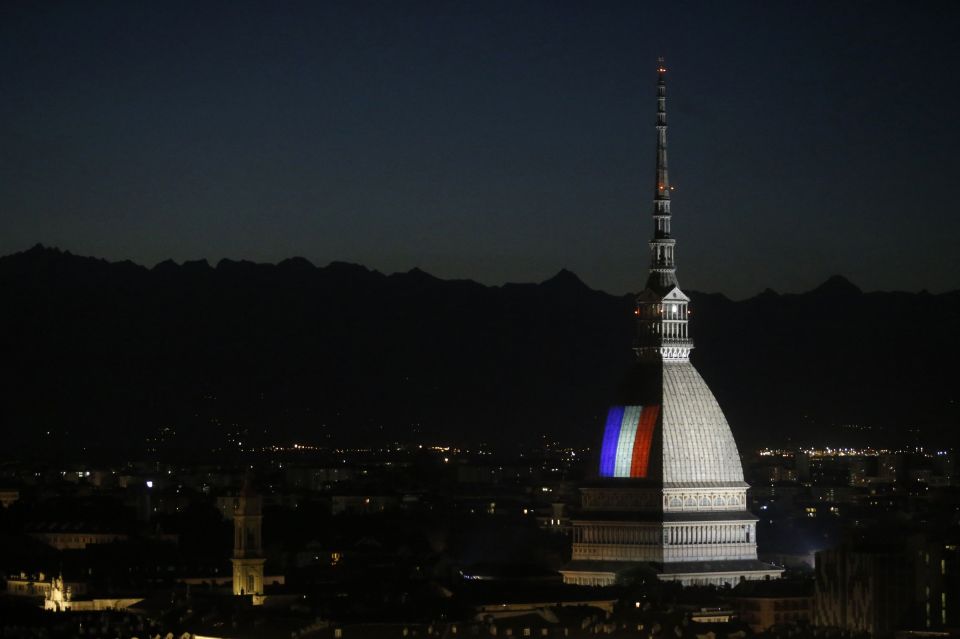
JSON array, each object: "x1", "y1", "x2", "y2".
[
  {"x1": 655, "y1": 58, "x2": 669, "y2": 210},
  {"x1": 635, "y1": 59, "x2": 693, "y2": 362},
  {"x1": 647, "y1": 57, "x2": 678, "y2": 294}
]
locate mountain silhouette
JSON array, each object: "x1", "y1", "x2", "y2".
[
  {"x1": 809, "y1": 274, "x2": 863, "y2": 297},
  {"x1": 1, "y1": 245, "x2": 957, "y2": 459}
]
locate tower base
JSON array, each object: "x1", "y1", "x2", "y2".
[{"x1": 231, "y1": 557, "x2": 266, "y2": 599}]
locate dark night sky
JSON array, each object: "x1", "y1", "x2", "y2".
[{"x1": 1, "y1": 1, "x2": 958, "y2": 299}]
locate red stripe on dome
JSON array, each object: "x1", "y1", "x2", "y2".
[{"x1": 629, "y1": 405, "x2": 659, "y2": 478}]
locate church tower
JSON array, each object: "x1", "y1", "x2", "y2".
[
  {"x1": 231, "y1": 477, "x2": 266, "y2": 599},
  {"x1": 560, "y1": 61, "x2": 783, "y2": 587}
]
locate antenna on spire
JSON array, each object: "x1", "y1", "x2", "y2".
[{"x1": 657, "y1": 56, "x2": 667, "y2": 74}]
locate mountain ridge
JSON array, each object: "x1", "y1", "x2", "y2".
[
  {"x1": 11, "y1": 244, "x2": 953, "y2": 298},
  {"x1": 1, "y1": 245, "x2": 957, "y2": 458}
]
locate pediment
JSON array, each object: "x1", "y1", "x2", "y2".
[{"x1": 663, "y1": 287, "x2": 690, "y2": 302}]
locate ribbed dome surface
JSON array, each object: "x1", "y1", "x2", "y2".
[{"x1": 661, "y1": 362, "x2": 744, "y2": 485}]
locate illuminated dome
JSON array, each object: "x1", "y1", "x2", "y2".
[{"x1": 599, "y1": 363, "x2": 745, "y2": 485}]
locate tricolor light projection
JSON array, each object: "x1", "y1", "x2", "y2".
[{"x1": 598, "y1": 405, "x2": 659, "y2": 478}]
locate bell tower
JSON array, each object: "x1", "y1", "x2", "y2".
[{"x1": 231, "y1": 476, "x2": 265, "y2": 600}]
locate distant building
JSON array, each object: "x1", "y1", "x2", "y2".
[
  {"x1": 330, "y1": 493, "x2": 399, "y2": 515},
  {"x1": 5, "y1": 572, "x2": 87, "y2": 599},
  {"x1": 43, "y1": 573, "x2": 141, "y2": 612},
  {"x1": 814, "y1": 544, "x2": 912, "y2": 636},
  {"x1": 909, "y1": 535, "x2": 960, "y2": 631},
  {"x1": 0, "y1": 489, "x2": 19, "y2": 508},
  {"x1": 284, "y1": 466, "x2": 354, "y2": 490},
  {"x1": 727, "y1": 579, "x2": 814, "y2": 632},
  {"x1": 231, "y1": 478, "x2": 266, "y2": 601},
  {"x1": 814, "y1": 535, "x2": 960, "y2": 637},
  {"x1": 559, "y1": 61, "x2": 782, "y2": 587},
  {"x1": 27, "y1": 523, "x2": 127, "y2": 550}
]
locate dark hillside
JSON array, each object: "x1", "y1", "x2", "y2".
[{"x1": 1, "y1": 246, "x2": 957, "y2": 457}]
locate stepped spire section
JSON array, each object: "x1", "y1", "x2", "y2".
[{"x1": 636, "y1": 59, "x2": 693, "y2": 362}]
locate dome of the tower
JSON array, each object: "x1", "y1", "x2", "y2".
[{"x1": 598, "y1": 361, "x2": 745, "y2": 485}]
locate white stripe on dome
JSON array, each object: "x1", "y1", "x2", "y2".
[{"x1": 613, "y1": 405, "x2": 643, "y2": 477}]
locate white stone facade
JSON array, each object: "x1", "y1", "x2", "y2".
[{"x1": 561, "y1": 360, "x2": 779, "y2": 586}]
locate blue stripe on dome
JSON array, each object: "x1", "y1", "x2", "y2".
[{"x1": 598, "y1": 406, "x2": 624, "y2": 477}]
